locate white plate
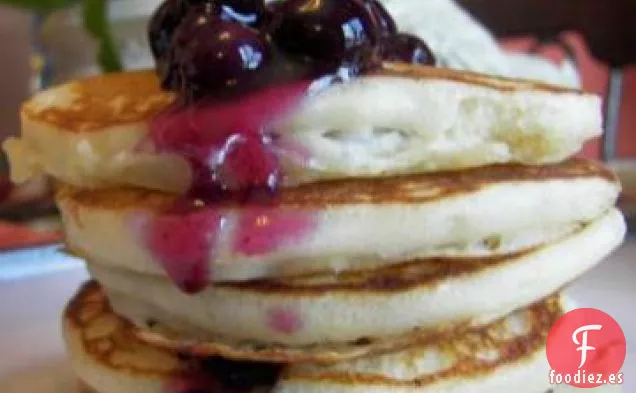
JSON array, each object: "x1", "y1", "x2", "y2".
[{"x1": 0, "y1": 240, "x2": 634, "y2": 392}]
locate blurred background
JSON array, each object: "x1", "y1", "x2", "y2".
[{"x1": 0, "y1": 0, "x2": 634, "y2": 255}]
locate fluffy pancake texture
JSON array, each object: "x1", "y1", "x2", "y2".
[
  {"x1": 10, "y1": 10, "x2": 623, "y2": 393},
  {"x1": 77, "y1": 383, "x2": 620, "y2": 393},
  {"x1": 5, "y1": 63, "x2": 601, "y2": 191},
  {"x1": 56, "y1": 159, "x2": 620, "y2": 283},
  {"x1": 87, "y1": 208, "x2": 625, "y2": 361},
  {"x1": 64, "y1": 281, "x2": 563, "y2": 393}
]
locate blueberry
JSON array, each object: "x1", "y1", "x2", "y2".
[
  {"x1": 149, "y1": 0, "x2": 217, "y2": 89},
  {"x1": 148, "y1": 0, "x2": 188, "y2": 61},
  {"x1": 220, "y1": 0, "x2": 274, "y2": 28},
  {"x1": 269, "y1": 0, "x2": 384, "y2": 74},
  {"x1": 149, "y1": 0, "x2": 434, "y2": 100},
  {"x1": 365, "y1": 0, "x2": 397, "y2": 37},
  {"x1": 171, "y1": 7, "x2": 273, "y2": 99},
  {"x1": 222, "y1": 0, "x2": 265, "y2": 15},
  {"x1": 381, "y1": 33, "x2": 436, "y2": 66}
]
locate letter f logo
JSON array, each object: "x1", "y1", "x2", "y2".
[{"x1": 573, "y1": 324, "x2": 603, "y2": 369}]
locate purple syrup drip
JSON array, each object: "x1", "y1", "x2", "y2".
[
  {"x1": 233, "y1": 207, "x2": 315, "y2": 256},
  {"x1": 149, "y1": 81, "x2": 311, "y2": 200},
  {"x1": 137, "y1": 207, "x2": 223, "y2": 294},
  {"x1": 135, "y1": 204, "x2": 317, "y2": 294},
  {"x1": 136, "y1": 82, "x2": 323, "y2": 294},
  {"x1": 267, "y1": 306, "x2": 304, "y2": 335}
]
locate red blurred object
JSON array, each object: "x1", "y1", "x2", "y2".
[{"x1": 0, "y1": 221, "x2": 62, "y2": 250}]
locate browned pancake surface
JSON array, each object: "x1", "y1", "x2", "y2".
[
  {"x1": 22, "y1": 70, "x2": 174, "y2": 132},
  {"x1": 56, "y1": 158, "x2": 616, "y2": 211},
  {"x1": 66, "y1": 282, "x2": 560, "y2": 383},
  {"x1": 24, "y1": 62, "x2": 583, "y2": 134},
  {"x1": 67, "y1": 281, "x2": 190, "y2": 375},
  {"x1": 221, "y1": 248, "x2": 548, "y2": 294},
  {"x1": 379, "y1": 62, "x2": 581, "y2": 93}
]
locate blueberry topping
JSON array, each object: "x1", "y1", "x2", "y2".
[
  {"x1": 221, "y1": 0, "x2": 266, "y2": 17},
  {"x1": 220, "y1": 0, "x2": 274, "y2": 29},
  {"x1": 149, "y1": 0, "x2": 216, "y2": 89},
  {"x1": 269, "y1": 0, "x2": 381, "y2": 73},
  {"x1": 149, "y1": 0, "x2": 436, "y2": 100},
  {"x1": 365, "y1": 0, "x2": 397, "y2": 36},
  {"x1": 381, "y1": 33, "x2": 436, "y2": 66},
  {"x1": 170, "y1": 6, "x2": 273, "y2": 99},
  {"x1": 146, "y1": 0, "x2": 438, "y2": 198},
  {"x1": 148, "y1": 0, "x2": 187, "y2": 69}
]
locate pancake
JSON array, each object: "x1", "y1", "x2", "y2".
[
  {"x1": 64, "y1": 281, "x2": 564, "y2": 393},
  {"x1": 78, "y1": 384, "x2": 620, "y2": 393},
  {"x1": 56, "y1": 159, "x2": 620, "y2": 283},
  {"x1": 77, "y1": 379, "x2": 621, "y2": 393},
  {"x1": 5, "y1": 63, "x2": 601, "y2": 192},
  {"x1": 85, "y1": 209, "x2": 625, "y2": 362}
]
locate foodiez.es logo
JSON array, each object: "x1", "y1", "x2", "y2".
[{"x1": 547, "y1": 308, "x2": 626, "y2": 388}]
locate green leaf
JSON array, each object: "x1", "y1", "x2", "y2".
[
  {"x1": 0, "y1": 0, "x2": 78, "y2": 12},
  {"x1": 81, "y1": 0, "x2": 122, "y2": 72}
]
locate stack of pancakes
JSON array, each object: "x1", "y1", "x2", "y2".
[{"x1": 4, "y1": 63, "x2": 625, "y2": 392}]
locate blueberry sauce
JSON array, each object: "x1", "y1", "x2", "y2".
[
  {"x1": 148, "y1": 0, "x2": 436, "y2": 199},
  {"x1": 233, "y1": 207, "x2": 315, "y2": 256},
  {"x1": 144, "y1": 0, "x2": 435, "y2": 294},
  {"x1": 266, "y1": 306, "x2": 304, "y2": 335},
  {"x1": 133, "y1": 203, "x2": 317, "y2": 293},
  {"x1": 137, "y1": 208, "x2": 223, "y2": 294},
  {"x1": 149, "y1": 81, "x2": 311, "y2": 197}
]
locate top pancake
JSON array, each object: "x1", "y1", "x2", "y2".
[
  {"x1": 6, "y1": 63, "x2": 602, "y2": 192},
  {"x1": 23, "y1": 64, "x2": 578, "y2": 133}
]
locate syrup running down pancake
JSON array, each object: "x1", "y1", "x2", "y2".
[
  {"x1": 84, "y1": 208, "x2": 625, "y2": 362},
  {"x1": 56, "y1": 158, "x2": 620, "y2": 287}
]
